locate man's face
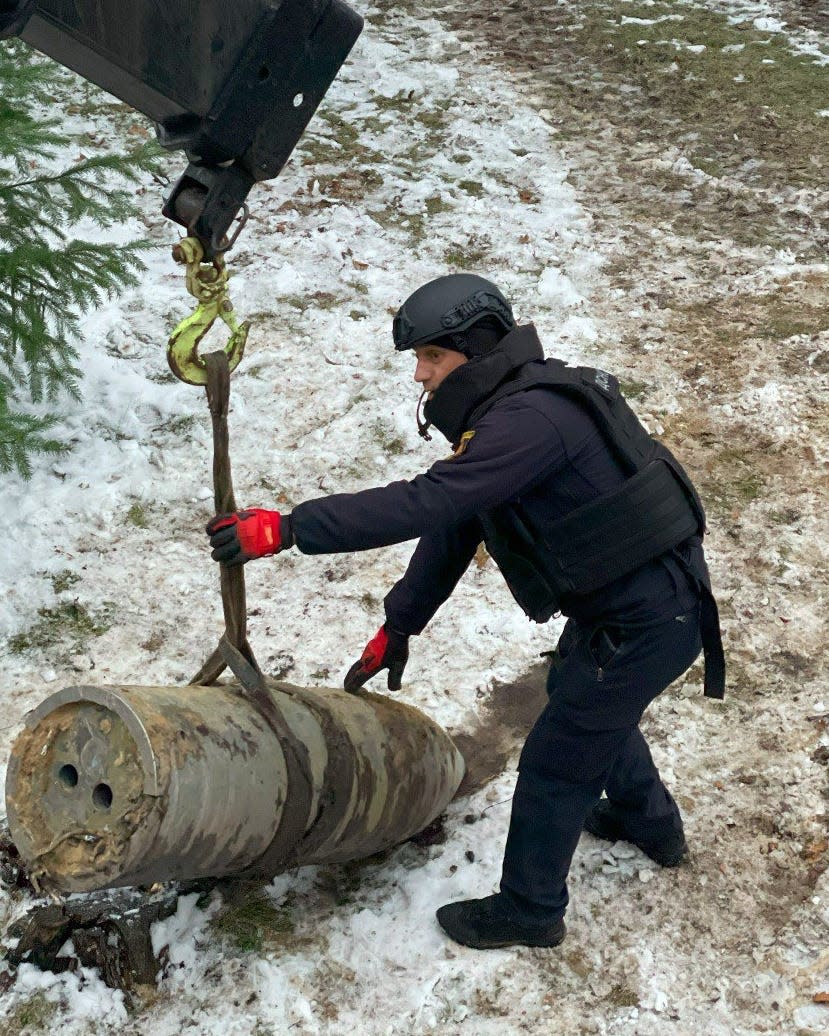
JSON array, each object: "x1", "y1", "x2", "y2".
[{"x1": 413, "y1": 344, "x2": 467, "y2": 396}]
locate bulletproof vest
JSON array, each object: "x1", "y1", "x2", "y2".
[{"x1": 470, "y1": 360, "x2": 707, "y2": 624}]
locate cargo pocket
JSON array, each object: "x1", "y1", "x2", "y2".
[{"x1": 588, "y1": 626, "x2": 625, "y2": 682}]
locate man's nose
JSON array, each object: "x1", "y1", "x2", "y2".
[{"x1": 414, "y1": 360, "x2": 429, "y2": 383}]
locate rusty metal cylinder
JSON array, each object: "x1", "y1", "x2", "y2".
[{"x1": 5, "y1": 682, "x2": 465, "y2": 894}]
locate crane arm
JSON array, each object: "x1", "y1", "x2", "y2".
[{"x1": 0, "y1": 0, "x2": 363, "y2": 257}]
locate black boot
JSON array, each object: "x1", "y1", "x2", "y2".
[
  {"x1": 583, "y1": 798, "x2": 688, "y2": 867},
  {"x1": 436, "y1": 894, "x2": 566, "y2": 950}
]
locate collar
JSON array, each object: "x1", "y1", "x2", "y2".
[{"x1": 422, "y1": 323, "x2": 544, "y2": 444}]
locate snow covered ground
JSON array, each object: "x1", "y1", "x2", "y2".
[{"x1": 1, "y1": 0, "x2": 828, "y2": 1033}]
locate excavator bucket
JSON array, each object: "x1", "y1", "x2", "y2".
[{"x1": 1, "y1": 0, "x2": 363, "y2": 253}]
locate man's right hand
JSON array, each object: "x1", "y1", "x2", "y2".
[
  {"x1": 206, "y1": 508, "x2": 288, "y2": 566},
  {"x1": 344, "y1": 625, "x2": 409, "y2": 693}
]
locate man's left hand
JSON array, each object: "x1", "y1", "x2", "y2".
[
  {"x1": 344, "y1": 625, "x2": 410, "y2": 692},
  {"x1": 206, "y1": 508, "x2": 288, "y2": 566}
]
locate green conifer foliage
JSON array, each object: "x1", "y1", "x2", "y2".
[{"x1": 0, "y1": 41, "x2": 161, "y2": 477}]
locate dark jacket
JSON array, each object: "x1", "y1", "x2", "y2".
[{"x1": 289, "y1": 325, "x2": 706, "y2": 636}]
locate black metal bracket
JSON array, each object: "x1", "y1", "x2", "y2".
[{"x1": 162, "y1": 163, "x2": 254, "y2": 258}]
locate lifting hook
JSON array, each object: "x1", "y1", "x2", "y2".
[{"x1": 167, "y1": 237, "x2": 249, "y2": 386}]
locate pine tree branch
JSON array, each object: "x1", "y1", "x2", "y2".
[
  {"x1": 0, "y1": 106, "x2": 62, "y2": 170},
  {"x1": 0, "y1": 44, "x2": 164, "y2": 478},
  {"x1": 0, "y1": 144, "x2": 163, "y2": 238},
  {"x1": 1, "y1": 240, "x2": 145, "y2": 403},
  {"x1": 0, "y1": 396, "x2": 66, "y2": 478}
]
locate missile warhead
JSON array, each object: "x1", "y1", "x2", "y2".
[{"x1": 5, "y1": 681, "x2": 465, "y2": 894}]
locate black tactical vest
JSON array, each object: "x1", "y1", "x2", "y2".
[{"x1": 469, "y1": 359, "x2": 706, "y2": 625}]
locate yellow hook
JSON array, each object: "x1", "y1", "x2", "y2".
[{"x1": 167, "y1": 238, "x2": 250, "y2": 386}]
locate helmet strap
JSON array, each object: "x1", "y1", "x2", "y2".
[{"x1": 416, "y1": 389, "x2": 433, "y2": 441}]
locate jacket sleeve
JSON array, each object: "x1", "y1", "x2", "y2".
[
  {"x1": 289, "y1": 396, "x2": 566, "y2": 555},
  {"x1": 384, "y1": 518, "x2": 483, "y2": 636}
]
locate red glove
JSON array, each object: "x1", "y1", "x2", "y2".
[
  {"x1": 206, "y1": 509, "x2": 291, "y2": 566},
  {"x1": 344, "y1": 624, "x2": 409, "y2": 693}
]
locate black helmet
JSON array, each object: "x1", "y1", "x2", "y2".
[{"x1": 392, "y1": 274, "x2": 515, "y2": 352}]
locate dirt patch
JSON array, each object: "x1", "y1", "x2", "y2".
[
  {"x1": 770, "y1": 0, "x2": 829, "y2": 35},
  {"x1": 451, "y1": 663, "x2": 549, "y2": 795},
  {"x1": 437, "y1": 0, "x2": 829, "y2": 194}
]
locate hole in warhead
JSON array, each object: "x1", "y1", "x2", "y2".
[
  {"x1": 93, "y1": 783, "x2": 113, "y2": 810},
  {"x1": 58, "y1": 764, "x2": 79, "y2": 788}
]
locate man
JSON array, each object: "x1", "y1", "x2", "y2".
[{"x1": 206, "y1": 273, "x2": 724, "y2": 950}]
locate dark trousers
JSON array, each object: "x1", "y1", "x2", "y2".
[{"x1": 499, "y1": 601, "x2": 702, "y2": 920}]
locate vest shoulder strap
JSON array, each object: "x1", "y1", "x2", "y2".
[{"x1": 468, "y1": 359, "x2": 655, "y2": 474}]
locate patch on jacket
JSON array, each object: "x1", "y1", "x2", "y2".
[{"x1": 448, "y1": 430, "x2": 476, "y2": 460}]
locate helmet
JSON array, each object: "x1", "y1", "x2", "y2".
[{"x1": 392, "y1": 274, "x2": 515, "y2": 352}]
